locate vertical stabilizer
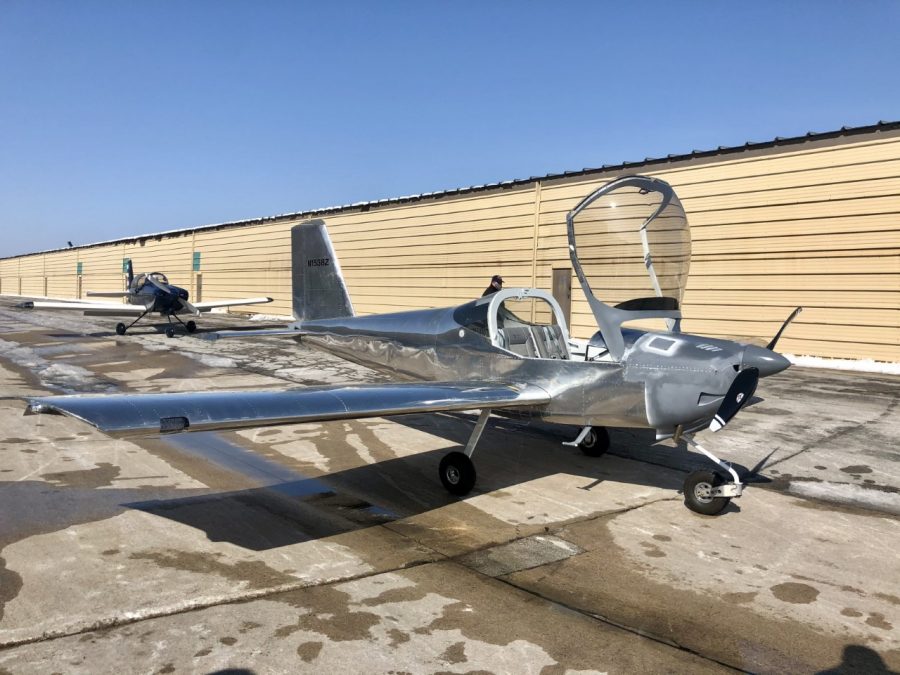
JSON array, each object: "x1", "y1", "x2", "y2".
[
  {"x1": 291, "y1": 220, "x2": 355, "y2": 322},
  {"x1": 125, "y1": 259, "x2": 134, "y2": 287}
]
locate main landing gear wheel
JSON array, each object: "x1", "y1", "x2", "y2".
[
  {"x1": 165, "y1": 327, "x2": 176, "y2": 338},
  {"x1": 439, "y1": 451, "x2": 476, "y2": 496},
  {"x1": 579, "y1": 426, "x2": 610, "y2": 457},
  {"x1": 115, "y1": 323, "x2": 126, "y2": 336},
  {"x1": 684, "y1": 470, "x2": 731, "y2": 516},
  {"x1": 186, "y1": 320, "x2": 197, "y2": 333}
]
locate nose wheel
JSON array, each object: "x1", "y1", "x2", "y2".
[
  {"x1": 115, "y1": 322, "x2": 126, "y2": 335},
  {"x1": 683, "y1": 470, "x2": 731, "y2": 515},
  {"x1": 682, "y1": 435, "x2": 743, "y2": 516}
]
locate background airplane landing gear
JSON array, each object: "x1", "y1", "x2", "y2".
[
  {"x1": 186, "y1": 320, "x2": 197, "y2": 333},
  {"x1": 115, "y1": 323, "x2": 126, "y2": 335},
  {"x1": 439, "y1": 451, "x2": 476, "y2": 495},
  {"x1": 579, "y1": 426, "x2": 609, "y2": 457},
  {"x1": 683, "y1": 470, "x2": 731, "y2": 515},
  {"x1": 165, "y1": 327, "x2": 176, "y2": 338}
]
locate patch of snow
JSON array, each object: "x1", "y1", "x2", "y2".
[
  {"x1": 249, "y1": 313, "x2": 294, "y2": 322},
  {"x1": 0, "y1": 338, "x2": 114, "y2": 393},
  {"x1": 789, "y1": 480, "x2": 900, "y2": 515},
  {"x1": 784, "y1": 354, "x2": 900, "y2": 375},
  {"x1": 192, "y1": 353, "x2": 237, "y2": 369}
]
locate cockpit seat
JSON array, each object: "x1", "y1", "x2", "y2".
[
  {"x1": 535, "y1": 325, "x2": 569, "y2": 359},
  {"x1": 500, "y1": 325, "x2": 570, "y2": 359},
  {"x1": 504, "y1": 326, "x2": 539, "y2": 358}
]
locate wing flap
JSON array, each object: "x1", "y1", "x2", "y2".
[
  {"x1": 25, "y1": 382, "x2": 550, "y2": 438},
  {"x1": 193, "y1": 297, "x2": 273, "y2": 312}
]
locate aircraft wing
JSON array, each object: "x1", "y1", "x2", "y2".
[
  {"x1": 18, "y1": 300, "x2": 147, "y2": 315},
  {"x1": 191, "y1": 297, "x2": 273, "y2": 312},
  {"x1": 86, "y1": 291, "x2": 132, "y2": 298},
  {"x1": 24, "y1": 381, "x2": 550, "y2": 438}
]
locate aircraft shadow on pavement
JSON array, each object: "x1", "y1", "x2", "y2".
[{"x1": 122, "y1": 412, "x2": 761, "y2": 551}]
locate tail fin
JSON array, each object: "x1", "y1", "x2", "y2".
[
  {"x1": 291, "y1": 220, "x2": 354, "y2": 322},
  {"x1": 125, "y1": 259, "x2": 134, "y2": 287}
]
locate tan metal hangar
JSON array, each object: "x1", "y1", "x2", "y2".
[{"x1": 1, "y1": 121, "x2": 898, "y2": 362}]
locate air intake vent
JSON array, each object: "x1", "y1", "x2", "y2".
[{"x1": 160, "y1": 416, "x2": 189, "y2": 433}]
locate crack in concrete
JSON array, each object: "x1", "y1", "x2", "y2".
[
  {"x1": 767, "y1": 389, "x2": 899, "y2": 472},
  {"x1": 450, "y1": 499, "x2": 746, "y2": 673},
  {"x1": 0, "y1": 555, "x2": 434, "y2": 653},
  {"x1": 499, "y1": 577, "x2": 745, "y2": 673}
]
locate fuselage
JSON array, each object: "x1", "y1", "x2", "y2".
[
  {"x1": 293, "y1": 296, "x2": 789, "y2": 438},
  {"x1": 126, "y1": 277, "x2": 189, "y2": 315}
]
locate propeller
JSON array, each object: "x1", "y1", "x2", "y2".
[
  {"x1": 177, "y1": 298, "x2": 201, "y2": 316},
  {"x1": 146, "y1": 276, "x2": 200, "y2": 316},
  {"x1": 709, "y1": 367, "x2": 759, "y2": 432},
  {"x1": 767, "y1": 306, "x2": 802, "y2": 351}
]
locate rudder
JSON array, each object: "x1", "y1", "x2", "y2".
[{"x1": 291, "y1": 220, "x2": 355, "y2": 322}]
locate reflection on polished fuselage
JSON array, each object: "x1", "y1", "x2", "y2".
[{"x1": 296, "y1": 294, "x2": 788, "y2": 438}]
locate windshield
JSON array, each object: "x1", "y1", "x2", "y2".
[{"x1": 566, "y1": 175, "x2": 690, "y2": 308}]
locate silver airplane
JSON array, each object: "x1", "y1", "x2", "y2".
[{"x1": 24, "y1": 175, "x2": 800, "y2": 515}]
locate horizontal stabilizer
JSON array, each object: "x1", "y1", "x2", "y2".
[
  {"x1": 25, "y1": 382, "x2": 550, "y2": 438},
  {"x1": 192, "y1": 297, "x2": 273, "y2": 312}
]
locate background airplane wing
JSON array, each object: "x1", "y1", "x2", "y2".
[
  {"x1": 192, "y1": 297, "x2": 273, "y2": 312},
  {"x1": 25, "y1": 381, "x2": 551, "y2": 438},
  {"x1": 19, "y1": 300, "x2": 147, "y2": 315},
  {"x1": 85, "y1": 291, "x2": 132, "y2": 298}
]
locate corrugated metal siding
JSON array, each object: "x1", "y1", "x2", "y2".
[{"x1": 2, "y1": 130, "x2": 898, "y2": 361}]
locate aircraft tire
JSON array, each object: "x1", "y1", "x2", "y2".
[
  {"x1": 579, "y1": 426, "x2": 610, "y2": 457},
  {"x1": 683, "y1": 470, "x2": 731, "y2": 516},
  {"x1": 165, "y1": 327, "x2": 176, "y2": 338},
  {"x1": 186, "y1": 320, "x2": 197, "y2": 333},
  {"x1": 439, "y1": 451, "x2": 476, "y2": 496},
  {"x1": 115, "y1": 323, "x2": 126, "y2": 336}
]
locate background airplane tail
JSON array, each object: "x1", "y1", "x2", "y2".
[
  {"x1": 125, "y1": 259, "x2": 134, "y2": 287},
  {"x1": 291, "y1": 220, "x2": 355, "y2": 322}
]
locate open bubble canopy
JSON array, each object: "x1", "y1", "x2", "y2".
[
  {"x1": 567, "y1": 175, "x2": 691, "y2": 309},
  {"x1": 566, "y1": 175, "x2": 690, "y2": 358}
]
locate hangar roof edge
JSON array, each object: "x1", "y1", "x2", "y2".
[{"x1": 3, "y1": 119, "x2": 899, "y2": 261}]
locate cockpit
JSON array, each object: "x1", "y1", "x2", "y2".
[
  {"x1": 131, "y1": 272, "x2": 169, "y2": 291},
  {"x1": 455, "y1": 288, "x2": 571, "y2": 360}
]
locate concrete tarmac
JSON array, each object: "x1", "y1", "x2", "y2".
[{"x1": 0, "y1": 300, "x2": 897, "y2": 674}]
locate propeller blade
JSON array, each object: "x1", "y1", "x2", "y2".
[
  {"x1": 767, "y1": 306, "x2": 802, "y2": 351},
  {"x1": 709, "y1": 367, "x2": 759, "y2": 432},
  {"x1": 178, "y1": 298, "x2": 200, "y2": 316}
]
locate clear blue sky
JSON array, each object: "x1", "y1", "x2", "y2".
[{"x1": 1, "y1": 1, "x2": 898, "y2": 257}]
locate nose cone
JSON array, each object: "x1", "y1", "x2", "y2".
[{"x1": 742, "y1": 344, "x2": 791, "y2": 378}]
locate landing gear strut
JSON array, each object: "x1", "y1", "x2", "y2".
[
  {"x1": 115, "y1": 308, "x2": 151, "y2": 336},
  {"x1": 438, "y1": 409, "x2": 490, "y2": 496},
  {"x1": 682, "y1": 435, "x2": 743, "y2": 516}
]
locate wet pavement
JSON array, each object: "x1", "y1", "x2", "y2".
[{"x1": 0, "y1": 298, "x2": 897, "y2": 673}]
